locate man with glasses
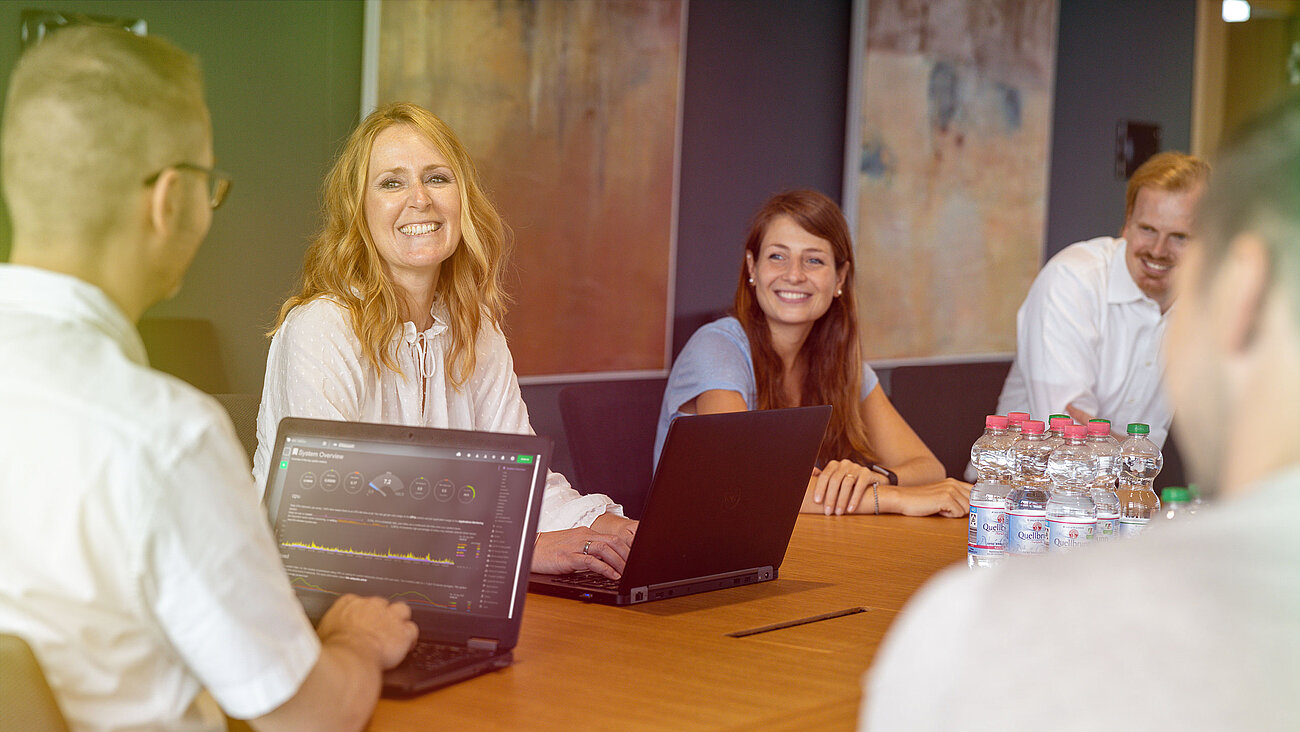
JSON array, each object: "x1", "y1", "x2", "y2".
[{"x1": 0, "y1": 26, "x2": 416, "y2": 731}]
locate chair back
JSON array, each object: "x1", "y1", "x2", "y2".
[
  {"x1": 887, "y1": 359, "x2": 1013, "y2": 478},
  {"x1": 213, "y1": 393, "x2": 260, "y2": 465},
  {"x1": 0, "y1": 634, "x2": 70, "y2": 732},
  {"x1": 559, "y1": 378, "x2": 667, "y2": 519}
]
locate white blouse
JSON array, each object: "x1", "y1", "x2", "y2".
[{"x1": 253, "y1": 296, "x2": 620, "y2": 531}]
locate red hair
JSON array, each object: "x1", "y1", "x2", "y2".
[{"x1": 733, "y1": 190, "x2": 874, "y2": 464}]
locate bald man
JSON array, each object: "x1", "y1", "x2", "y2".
[{"x1": 0, "y1": 26, "x2": 415, "y2": 731}]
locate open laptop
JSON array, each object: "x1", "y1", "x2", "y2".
[
  {"x1": 528, "y1": 405, "x2": 831, "y2": 605},
  {"x1": 262, "y1": 417, "x2": 550, "y2": 697}
]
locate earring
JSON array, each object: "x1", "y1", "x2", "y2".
[
  {"x1": 748, "y1": 277, "x2": 755, "y2": 285},
  {"x1": 836, "y1": 288, "x2": 843, "y2": 297}
]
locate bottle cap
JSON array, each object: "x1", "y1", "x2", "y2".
[
  {"x1": 1049, "y1": 416, "x2": 1073, "y2": 431},
  {"x1": 1064, "y1": 424, "x2": 1086, "y2": 439},
  {"x1": 1127, "y1": 423, "x2": 1150, "y2": 435},
  {"x1": 1020, "y1": 419, "x2": 1045, "y2": 435},
  {"x1": 1086, "y1": 420, "x2": 1111, "y2": 435},
  {"x1": 985, "y1": 415, "x2": 1009, "y2": 429},
  {"x1": 1006, "y1": 411, "x2": 1030, "y2": 423},
  {"x1": 1161, "y1": 486, "x2": 1190, "y2": 503}
]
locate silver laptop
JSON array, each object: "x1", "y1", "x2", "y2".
[
  {"x1": 262, "y1": 417, "x2": 549, "y2": 697},
  {"x1": 528, "y1": 405, "x2": 831, "y2": 605}
]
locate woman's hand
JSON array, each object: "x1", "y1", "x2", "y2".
[
  {"x1": 811, "y1": 459, "x2": 881, "y2": 515},
  {"x1": 879, "y1": 479, "x2": 971, "y2": 518},
  {"x1": 589, "y1": 511, "x2": 638, "y2": 546},
  {"x1": 531, "y1": 526, "x2": 632, "y2": 579}
]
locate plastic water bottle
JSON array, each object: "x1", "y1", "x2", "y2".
[
  {"x1": 1086, "y1": 419, "x2": 1121, "y2": 541},
  {"x1": 1046, "y1": 424, "x2": 1097, "y2": 551},
  {"x1": 1046, "y1": 415, "x2": 1073, "y2": 452},
  {"x1": 968, "y1": 415, "x2": 1014, "y2": 567},
  {"x1": 1004, "y1": 420, "x2": 1052, "y2": 556},
  {"x1": 1006, "y1": 412, "x2": 1031, "y2": 434},
  {"x1": 1161, "y1": 487, "x2": 1191, "y2": 521},
  {"x1": 1117, "y1": 423, "x2": 1163, "y2": 538}
]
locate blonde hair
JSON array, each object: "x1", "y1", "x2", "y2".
[
  {"x1": 1124, "y1": 151, "x2": 1210, "y2": 222},
  {"x1": 2, "y1": 26, "x2": 207, "y2": 246},
  {"x1": 274, "y1": 102, "x2": 511, "y2": 385}
]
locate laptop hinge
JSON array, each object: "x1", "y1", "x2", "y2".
[{"x1": 468, "y1": 637, "x2": 499, "y2": 653}]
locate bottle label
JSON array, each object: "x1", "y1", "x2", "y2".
[
  {"x1": 1048, "y1": 516, "x2": 1096, "y2": 551},
  {"x1": 1095, "y1": 513, "x2": 1118, "y2": 540},
  {"x1": 967, "y1": 499, "x2": 1007, "y2": 556},
  {"x1": 1005, "y1": 509, "x2": 1048, "y2": 555},
  {"x1": 1118, "y1": 516, "x2": 1150, "y2": 538}
]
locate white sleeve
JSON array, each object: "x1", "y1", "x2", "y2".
[
  {"x1": 1013, "y1": 260, "x2": 1104, "y2": 420},
  {"x1": 141, "y1": 405, "x2": 320, "y2": 720},
  {"x1": 253, "y1": 301, "x2": 369, "y2": 488},
  {"x1": 466, "y1": 322, "x2": 622, "y2": 531}
]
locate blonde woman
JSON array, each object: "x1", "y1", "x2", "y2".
[{"x1": 254, "y1": 102, "x2": 635, "y2": 577}]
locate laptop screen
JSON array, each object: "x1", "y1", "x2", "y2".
[{"x1": 264, "y1": 421, "x2": 545, "y2": 622}]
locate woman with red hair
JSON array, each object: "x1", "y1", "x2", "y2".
[{"x1": 656, "y1": 190, "x2": 969, "y2": 517}]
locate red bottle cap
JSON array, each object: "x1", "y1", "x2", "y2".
[
  {"x1": 985, "y1": 415, "x2": 1009, "y2": 429},
  {"x1": 1020, "y1": 420, "x2": 1045, "y2": 435}
]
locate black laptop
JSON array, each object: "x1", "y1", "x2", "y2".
[
  {"x1": 262, "y1": 417, "x2": 549, "y2": 697},
  {"x1": 528, "y1": 405, "x2": 832, "y2": 605}
]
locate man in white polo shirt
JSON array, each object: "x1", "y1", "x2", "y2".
[
  {"x1": 0, "y1": 26, "x2": 415, "y2": 731},
  {"x1": 994, "y1": 151, "x2": 1209, "y2": 446}
]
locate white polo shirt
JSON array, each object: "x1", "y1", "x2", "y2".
[
  {"x1": 995, "y1": 237, "x2": 1173, "y2": 446},
  {"x1": 0, "y1": 265, "x2": 320, "y2": 731}
]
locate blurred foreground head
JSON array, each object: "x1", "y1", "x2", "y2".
[{"x1": 1164, "y1": 94, "x2": 1300, "y2": 494}]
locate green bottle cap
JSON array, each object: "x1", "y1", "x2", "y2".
[
  {"x1": 1088, "y1": 418, "x2": 1111, "y2": 425},
  {"x1": 1162, "y1": 486, "x2": 1190, "y2": 503},
  {"x1": 1127, "y1": 423, "x2": 1150, "y2": 435},
  {"x1": 1050, "y1": 413, "x2": 1069, "y2": 421}
]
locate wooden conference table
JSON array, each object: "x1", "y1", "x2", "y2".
[{"x1": 369, "y1": 514, "x2": 967, "y2": 731}]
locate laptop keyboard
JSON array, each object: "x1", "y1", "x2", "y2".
[
  {"x1": 548, "y1": 571, "x2": 621, "y2": 591},
  {"x1": 402, "y1": 639, "x2": 492, "y2": 672}
]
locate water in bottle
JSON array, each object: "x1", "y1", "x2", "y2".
[
  {"x1": 1161, "y1": 487, "x2": 1191, "y2": 521},
  {"x1": 1046, "y1": 424, "x2": 1097, "y2": 551},
  {"x1": 1117, "y1": 423, "x2": 1163, "y2": 538},
  {"x1": 1004, "y1": 420, "x2": 1052, "y2": 556},
  {"x1": 1086, "y1": 419, "x2": 1121, "y2": 540},
  {"x1": 968, "y1": 415, "x2": 1014, "y2": 567}
]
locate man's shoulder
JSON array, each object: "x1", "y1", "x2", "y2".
[{"x1": 1040, "y1": 236, "x2": 1121, "y2": 280}]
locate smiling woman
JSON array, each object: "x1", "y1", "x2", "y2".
[
  {"x1": 251, "y1": 102, "x2": 641, "y2": 580},
  {"x1": 655, "y1": 190, "x2": 971, "y2": 519}
]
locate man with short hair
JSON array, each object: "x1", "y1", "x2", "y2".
[
  {"x1": 862, "y1": 97, "x2": 1300, "y2": 729},
  {"x1": 994, "y1": 151, "x2": 1209, "y2": 446},
  {"x1": 0, "y1": 26, "x2": 416, "y2": 731}
]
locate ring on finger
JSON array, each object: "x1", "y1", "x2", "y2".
[{"x1": 582, "y1": 540, "x2": 592, "y2": 555}]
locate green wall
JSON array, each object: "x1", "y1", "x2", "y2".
[{"x1": 0, "y1": 0, "x2": 365, "y2": 394}]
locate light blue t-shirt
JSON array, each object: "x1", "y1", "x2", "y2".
[{"x1": 654, "y1": 317, "x2": 879, "y2": 466}]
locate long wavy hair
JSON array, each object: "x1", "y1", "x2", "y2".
[
  {"x1": 272, "y1": 102, "x2": 511, "y2": 385},
  {"x1": 734, "y1": 190, "x2": 874, "y2": 464}
]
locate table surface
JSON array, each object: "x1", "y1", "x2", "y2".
[{"x1": 369, "y1": 513, "x2": 967, "y2": 731}]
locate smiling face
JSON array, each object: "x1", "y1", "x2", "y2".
[
  {"x1": 363, "y1": 123, "x2": 462, "y2": 285},
  {"x1": 1122, "y1": 184, "x2": 1203, "y2": 312},
  {"x1": 746, "y1": 214, "x2": 847, "y2": 340}
]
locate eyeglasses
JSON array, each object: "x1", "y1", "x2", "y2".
[{"x1": 143, "y1": 162, "x2": 232, "y2": 210}]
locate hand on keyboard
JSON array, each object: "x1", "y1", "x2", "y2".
[{"x1": 531, "y1": 525, "x2": 631, "y2": 579}]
